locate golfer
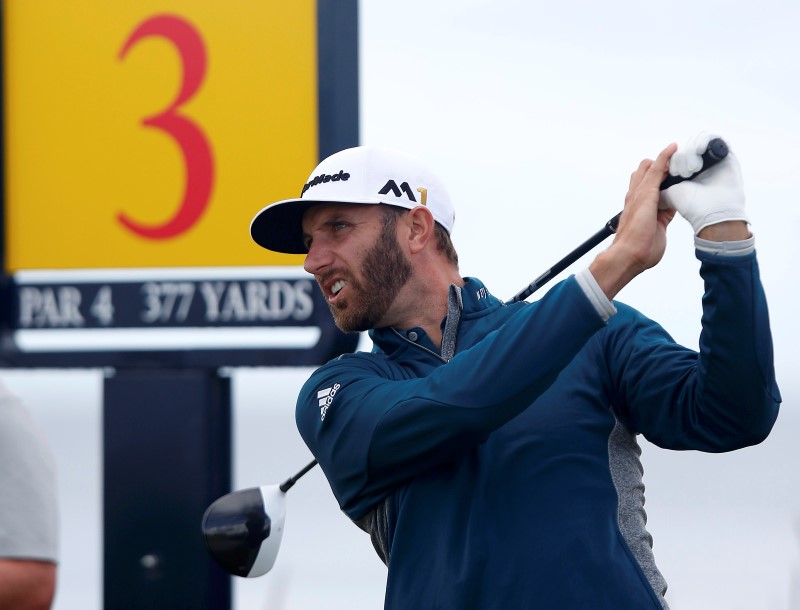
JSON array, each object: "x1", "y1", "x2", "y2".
[{"x1": 250, "y1": 133, "x2": 780, "y2": 609}]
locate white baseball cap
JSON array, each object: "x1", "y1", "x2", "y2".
[{"x1": 250, "y1": 146, "x2": 455, "y2": 254}]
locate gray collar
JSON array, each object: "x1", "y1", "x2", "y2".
[{"x1": 440, "y1": 284, "x2": 463, "y2": 362}]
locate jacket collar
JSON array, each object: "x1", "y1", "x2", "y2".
[{"x1": 368, "y1": 277, "x2": 501, "y2": 356}]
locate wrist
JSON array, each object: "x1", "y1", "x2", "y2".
[
  {"x1": 697, "y1": 220, "x2": 750, "y2": 241},
  {"x1": 575, "y1": 268, "x2": 617, "y2": 321},
  {"x1": 588, "y1": 246, "x2": 645, "y2": 301}
]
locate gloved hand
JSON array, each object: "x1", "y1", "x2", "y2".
[{"x1": 660, "y1": 132, "x2": 749, "y2": 235}]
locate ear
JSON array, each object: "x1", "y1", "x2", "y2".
[{"x1": 404, "y1": 206, "x2": 436, "y2": 254}]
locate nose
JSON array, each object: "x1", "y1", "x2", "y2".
[{"x1": 303, "y1": 240, "x2": 332, "y2": 276}]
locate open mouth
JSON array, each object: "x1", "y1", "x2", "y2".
[{"x1": 325, "y1": 278, "x2": 348, "y2": 302}]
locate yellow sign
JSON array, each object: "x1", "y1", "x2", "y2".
[{"x1": 3, "y1": 1, "x2": 317, "y2": 271}]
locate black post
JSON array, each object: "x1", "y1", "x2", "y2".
[
  {"x1": 317, "y1": 0, "x2": 359, "y2": 158},
  {"x1": 103, "y1": 368, "x2": 232, "y2": 610}
]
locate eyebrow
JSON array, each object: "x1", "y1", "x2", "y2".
[{"x1": 301, "y1": 212, "x2": 348, "y2": 243}]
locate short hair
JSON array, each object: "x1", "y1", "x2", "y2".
[
  {"x1": 381, "y1": 205, "x2": 459, "y2": 269},
  {"x1": 434, "y1": 223, "x2": 459, "y2": 268}
]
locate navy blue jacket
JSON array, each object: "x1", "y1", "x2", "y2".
[{"x1": 296, "y1": 250, "x2": 780, "y2": 609}]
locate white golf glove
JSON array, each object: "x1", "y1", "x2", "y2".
[{"x1": 660, "y1": 132, "x2": 749, "y2": 235}]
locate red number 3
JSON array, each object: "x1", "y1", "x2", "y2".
[{"x1": 118, "y1": 15, "x2": 214, "y2": 240}]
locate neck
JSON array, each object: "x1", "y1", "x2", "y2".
[{"x1": 383, "y1": 264, "x2": 463, "y2": 351}]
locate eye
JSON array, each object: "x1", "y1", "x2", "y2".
[{"x1": 332, "y1": 221, "x2": 348, "y2": 231}]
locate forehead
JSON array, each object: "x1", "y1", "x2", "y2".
[{"x1": 301, "y1": 203, "x2": 380, "y2": 230}]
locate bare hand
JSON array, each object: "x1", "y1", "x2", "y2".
[
  {"x1": 614, "y1": 143, "x2": 678, "y2": 271},
  {"x1": 589, "y1": 143, "x2": 678, "y2": 299}
]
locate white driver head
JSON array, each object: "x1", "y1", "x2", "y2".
[
  {"x1": 202, "y1": 484, "x2": 286, "y2": 578},
  {"x1": 247, "y1": 485, "x2": 286, "y2": 576}
]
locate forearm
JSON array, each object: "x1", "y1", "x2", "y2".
[
  {"x1": 587, "y1": 222, "x2": 752, "y2": 301},
  {"x1": 588, "y1": 245, "x2": 647, "y2": 301},
  {"x1": 689, "y1": 251, "x2": 780, "y2": 447},
  {"x1": 615, "y1": 252, "x2": 781, "y2": 451},
  {"x1": 584, "y1": 221, "x2": 755, "y2": 312}
]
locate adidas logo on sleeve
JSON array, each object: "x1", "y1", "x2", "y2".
[{"x1": 317, "y1": 383, "x2": 341, "y2": 421}]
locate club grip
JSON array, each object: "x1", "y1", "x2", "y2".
[{"x1": 659, "y1": 137, "x2": 728, "y2": 190}]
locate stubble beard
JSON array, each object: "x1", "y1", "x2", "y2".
[{"x1": 326, "y1": 218, "x2": 412, "y2": 333}]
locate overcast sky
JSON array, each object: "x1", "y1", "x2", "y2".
[{"x1": 4, "y1": 1, "x2": 800, "y2": 609}]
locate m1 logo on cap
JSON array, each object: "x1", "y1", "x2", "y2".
[
  {"x1": 379, "y1": 180, "x2": 428, "y2": 205},
  {"x1": 301, "y1": 170, "x2": 350, "y2": 196}
]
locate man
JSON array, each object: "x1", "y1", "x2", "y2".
[
  {"x1": 0, "y1": 380, "x2": 58, "y2": 610},
  {"x1": 249, "y1": 134, "x2": 780, "y2": 609}
]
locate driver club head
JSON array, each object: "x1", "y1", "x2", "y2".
[{"x1": 202, "y1": 484, "x2": 286, "y2": 578}]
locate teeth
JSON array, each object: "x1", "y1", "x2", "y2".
[{"x1": 331, "y1": 280, "x2": 346, "y2": 295}]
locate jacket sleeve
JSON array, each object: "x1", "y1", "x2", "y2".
[
  {"x1": 296, "y1": 277, "x2": 606, "y2": 519},
  {"x1": 605, "y1": 250, "x2": 781, "y2": 452}
]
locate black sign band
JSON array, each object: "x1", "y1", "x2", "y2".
[{"x1": 11, "y1": 277, "x2": 325, "y2": 330}]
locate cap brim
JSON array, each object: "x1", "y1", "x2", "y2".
[
  {"x1": 250, "y1": 198, "x2": 321, "y2": 254},
  {"x1": 250, "y1": 197, "x2": 385, "y2": 254}
]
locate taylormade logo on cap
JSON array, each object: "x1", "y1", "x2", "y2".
[
  {"x1": 250, "y1": 146, "x2": 456, "y2": 254},
  {"x1": 301, "y1": 170, "x2": 351, "y2": 196}
]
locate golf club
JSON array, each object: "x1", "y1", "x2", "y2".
[{"x1": 202, "y1": 137, "x2": 729, "y2": 578}]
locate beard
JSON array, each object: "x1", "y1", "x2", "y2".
[{"x1": 325, "y1": 216, "x2": 412, "y2": 332}]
